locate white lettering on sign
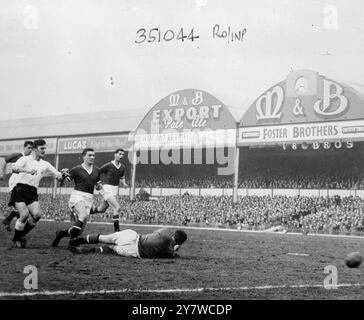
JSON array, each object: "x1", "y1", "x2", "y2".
[
  {"x1": 283, "y1": 141, "x2": 354, "y2": 151},
  {"x1": 293, "y1": 125, "x2": 339, "y2": 138},
  {"x1": 263, "y1": 128, "x2": 288, "y2": 140},
  {"x1": 256, "y1": 86, "x2": 284, "y2": 121},
  {"x1": 192, "y1": 91, "x2": 204, "y2": 105},
  {"x1": 314, "y1": 80, "x2": 348, "y2": 118},
  {"x1": 169, "y1": 94, "x2": 180, "y2": 107},
  {"x1": 152, "y1": 105, "x2": 223, "y2": 129},
  {"x1": 63, "y1": 140, "x2": 87, "y2": 151},
  {"x1": 238, "y1": 120, "x2": 364, "y2": 146},
  {"x1": 169, "y1": 91, "x2": 204, "y2": 107}
]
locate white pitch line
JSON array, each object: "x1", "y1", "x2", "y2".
[
  {"x1": 40, "y1": 219, "x2": 364, "y2": 240},
  {"x1": 287, "y1": 253, "x2": 310, "y2": 256},
  {"x1": 0, "y1": 283, "x2": 362, "y2": 298}
]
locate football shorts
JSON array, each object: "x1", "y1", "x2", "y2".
[
  {"x1": 100, "y1": 184, "x2": 118, "y2": 201},
  {"x1": 12, "y1": 183, "x2": 38, "y2": 206},
  {"x1": 108, "y1": 229, "x2": 140, "y2": 258},
  {"x1": 68, "y1": 190, "x2": 94, "y2": 214}
]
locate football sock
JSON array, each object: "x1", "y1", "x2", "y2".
[
  {"x1": 79, "y1": 247, "x2": 110, "y2": 254},
  {"x1": 13, "y1": 229, "x2": 23, "y2": 242},
  {"x1": 83, "y1": 247, "x2": 98, "y2": 254},
  {"x1": 78, "y1": 233, "x2": 100, "y2": 244},
  {"x1": 58, "y1": 229, "x2": 69, "y2": 238},
  {"x1": 113, "y1": 214, "x2": 120, "y2": 232},
  {"x1": 68, "y1": 220, "x2": 84, "y2": 238},
  {"x1": 13, "y1": 220, "x2": 26, "y2": 241},
  {"x1": 22, "y1": 221, "x2": 35, "y2": 236},
  {"x1": 98, "y1": 246, "x2": 115, "y2": 254},
  {"x1": 5, "y1": 210, "x2": 19, "y2": 222}
]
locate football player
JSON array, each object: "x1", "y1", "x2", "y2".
[
  {"x1": 11, "y1": 139, "x2": 67, "y2": 248},
  {"x1": 91, "y1": 149, "x2": 128, "y2": 232},
  {"x1": 69, "y1": 227, "x2": 187, "y2": 259},
  {"x1": 2, "y1": 140, "x2": 34, "y2": 231},
  {"x1": 52, "y1": 148, "x2": 102, "y2": 247}
]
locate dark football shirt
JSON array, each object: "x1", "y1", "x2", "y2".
[
  {"x1": 5, "y1": 152, "x2": 23, "y2": 164},
  {"x1": 69, "y1": 165, "x2": 101, "y2": 194},
  {"x1": 138, "y1": 228, "x2": 176, "y2": 259},
  {"x1": 100, "y1": 161, "x2": 125, "y2": 186}
]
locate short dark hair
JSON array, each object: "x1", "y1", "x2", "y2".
[
  {"x1": 33, "y1": 139, "x2": 46, "y2": 149},
  {"x1": 174, "y1": 230, "x2": 187, "y2": 245},
  {"x1": 114, "y1": 148, "x2": 125, "y2": 154},
  {"x1": 82, "y1": 148, "x2": 94, "y2": 156},
  {"x1": 24, "y1": 140, "x2": 34, "y2": 148}
]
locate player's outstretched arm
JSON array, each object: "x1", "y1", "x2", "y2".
[{"x1": 5, "y1": 152, "x2": 23, "y2": 164}]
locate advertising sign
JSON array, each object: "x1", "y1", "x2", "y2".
[
  {"x1": 58, "y1": 135, "x2": 132, "y2": 154},
  {"x1": 134, "y1": 89, "x2": 237, "y2": 149}
]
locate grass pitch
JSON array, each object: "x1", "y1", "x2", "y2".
[{"x1": 0, "y1": 220, "x2": 363, "y2": 300}]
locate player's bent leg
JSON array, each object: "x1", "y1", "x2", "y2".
[
  {"x1": 7, "y1": 208, "x2": 19, "y2": 221},
  {"x1": 12, "y1": 202, "x2": 29, "y2": 247},
  {"x1": 67, "y1": 202, "x2": 89, "y2": 248},
  {"x1": 70, "y1": 233, "x2": 100, "y2": 246},
  {"x1": 3, "y1": 190, "x2": 19, "y2": 231},
  {"x1": 52, "y1": 202, "x2": 89, "y2": 247},
  {"x1": 98, "y1": 232, "x2": 121, "y2": 244},
  {"x1": 91, "y1": 200, "x2": 109, "y2": 214},
  {"x1": 100, "y1": 229, "x2": 139, "y2": 257},
  {"x1": 99, "y1": 246, "x2": 116, "y2": 254},
  {"x1": 22, "y1": 201, "x2": 42, "y2": 237},
  {"x1": 107, "y1": 197, "x2": 121, "y2": 232},
  {"x1": 71, "y1": 230, "x2": 131, "y2": 247},
  {"x1": 2, "y1": 208, "x2": 19, "y2": 232},
  {"x1": 110, "y1": 244, "x2": 139, "y2": 258},
  {"x1": 69, "y1": 245, "x2": 115, "y2": 255}
]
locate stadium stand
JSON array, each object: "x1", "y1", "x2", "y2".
[
  {"x1": 1, "y1": 72, "x2": 364, "y2": 237},
  {"x1": 1, "y1": 193, "x2": 363, "y2": 235}
]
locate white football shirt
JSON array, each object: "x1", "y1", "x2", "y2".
[
  {"x1": 13, "y1": 155, "x2": 61, "y2": 189},
  {"x1": 8, "y1": 152, "x2": 25, "y2": 191}
]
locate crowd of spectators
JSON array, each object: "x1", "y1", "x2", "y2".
[
  {"x1": 1, "y1": 173, "x2": 363, "y2": 189},
  {"x1": 1, "y1": 145, "x2": 363, "y2": 189},
  {"x1": 1, "y1": 192, "x2": 363, "y2": 235},
  {"x1": 237, "y1": 151, "x2": 364, "y2": 189}
]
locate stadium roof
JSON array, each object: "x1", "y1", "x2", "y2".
[
  {"x1": 0, "y1": 106, "x2": 245, "y2": 141},
  {"x1": 0, "y1": 108, "x2": 149, "y2": 140},
  {"x1": 1, "y1": 77, "x2": 363, "y2": 142}
]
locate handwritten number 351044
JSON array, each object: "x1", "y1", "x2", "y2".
[{"x1": 135, "y1": 28, "x2": 200, "y2": 44}]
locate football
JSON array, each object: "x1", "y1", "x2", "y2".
[{"x1": 345, "y1": 252, "x2": 363, "y2": 268}]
